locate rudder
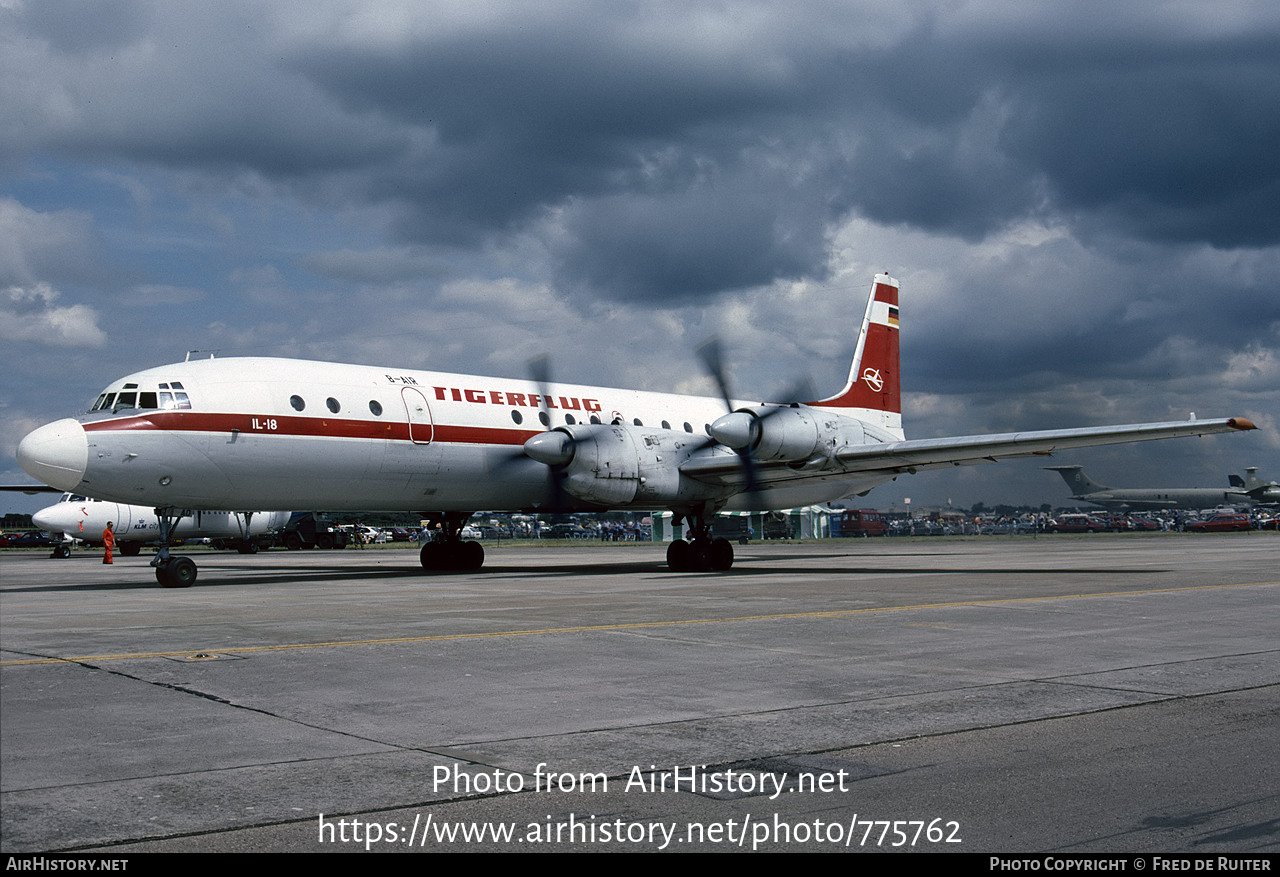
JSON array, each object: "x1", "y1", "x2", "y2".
[{"x1": 811, "y1": 273, "x2": 901, "y2": 435}]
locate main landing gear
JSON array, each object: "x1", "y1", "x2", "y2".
[
  {"x1": 666, "y1": 508, "x2": 734, "y2": 572},
  {"x1": 151, "y1": 507, "x2": 198, "y2": 588},
  {"x1": 420, "y1": 512, "x2": 485, "y2": 571}
]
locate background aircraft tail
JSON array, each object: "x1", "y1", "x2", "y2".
[
  {"x1": 1240, "y1": 467, "x2": 1280, "y2": 503},
  {"x1": 1044, "y1": 465, "x2": 1110, "y2": 496},
  {"x1": 811, "y1": 273, "x2": 901, "y2": 436}
]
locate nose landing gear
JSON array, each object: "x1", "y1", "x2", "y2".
[{"x1": 151, "y1": 508, "x2": 198, "y2": 587}]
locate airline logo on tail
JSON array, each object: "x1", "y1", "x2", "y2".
[{"x1": 812, "y1": 273, "x2": 901, "y2": 435}]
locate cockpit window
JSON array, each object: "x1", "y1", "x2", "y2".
[{"x1": 92, "y1": 382, "x2": 192, "y2": 412}]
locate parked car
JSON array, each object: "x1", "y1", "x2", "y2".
[
  {"x1": 1187, "y1": 514, "x2": 1252, "y2": 532},
  {"x1": 2, "y1": 531, "x2": 55, "y2": 548},
  {"x1": 1048, "y1": 514, "x2": 1108, "y2": 533},
  {"x1": 544, "y1": 523, "x2": 589, "y2": 539}
]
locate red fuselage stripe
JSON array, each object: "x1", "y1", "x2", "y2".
[{"x1": 82, "y1": 412, "x2": 539, "y2": 446}]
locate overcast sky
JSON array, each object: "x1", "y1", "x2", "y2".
[{"x1": 3, "y1": 0, "x2": 1278, "y2": 515}]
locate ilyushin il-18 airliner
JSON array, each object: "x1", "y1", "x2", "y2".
[{"x1": 16, "y1": 274, "x2": 1256, "y2": 586}]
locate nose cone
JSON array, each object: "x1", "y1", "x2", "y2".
[
  {"x1": 17, "y1": 419, "x2": 88, "y2": 491},
  {"x1": 31, "y1": 504, "x2": 68, "y2": 533}
]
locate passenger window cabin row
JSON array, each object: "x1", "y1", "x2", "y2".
[{"x1": 91, "y1": 384, "x2": 705, "y2": 436}]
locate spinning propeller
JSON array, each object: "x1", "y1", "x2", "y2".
[
  {"x1": 517, "y1": 354, "x2": 589, "y2": 510},
  {"x1": 513, "y1": 343, "x2": 816, "y2": 512}
]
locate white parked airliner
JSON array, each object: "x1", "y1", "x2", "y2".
[
  {"x1": 31, "y1": 493, "x2": 289, "y2": 558},
  {"x1": 16, "y1": 274, "x2": 1256, "y2": 586}
]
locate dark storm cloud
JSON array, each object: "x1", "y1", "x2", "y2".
[
  {"x1": 550, "y1": 147, "x2": 837, "y2": 301},
  {"x1": 280, "y1": 4, "x2": 1280, "y2": 302},
  {"x1": 2, "y1": 4, "x2": 405, "y2": 177},
  {"x1": 995, "y1": 46, "x2": 1280, "y2": 247},
  {"x1": 902, "y1": 240, "x2": 1280, "y2": 397},
  {"x1": 289, "y1": 7, "x2": 826, "y2": 249},
  {"x1": 284, "y1": 12, "x2": 895, "y2": 296},
  {"x1": 10, "y1": 0, "x2": 149, "y2": 54},
  {"x1": 8, "y1": 3, "x2": 1278, "y2": 305}
]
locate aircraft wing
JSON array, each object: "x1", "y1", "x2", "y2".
[
  {"x1": 680, "y1": 417, "x2": 1256, "y2": 482},
  {"x1": 833, "y1": 417, "x2": 1256, "y2": 473},
  {"x1": 0, "y1": 484, "x2": 61, "y2": 494}
]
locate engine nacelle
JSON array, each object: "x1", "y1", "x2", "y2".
[
  {"x1": 751, "y1": 407, "x2": 822, "y2": 461},
  {"x1": 523, "y1": 423, "x2": 724, "y2": 507},
  {"x1": 709, "y1": 406, "x2": 874, "y2": 464}
]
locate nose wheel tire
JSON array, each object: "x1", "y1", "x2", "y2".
[{"x1": 156, "y1": 556, "x2": 198, "y2": 588}]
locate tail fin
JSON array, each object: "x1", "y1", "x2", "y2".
[
  {"x1": 1240, "y1": 467, "x2": 1280, "y2": 502},
  {"x1": 812, "y1": 273, "x2": 901, "y2": 436},
  {"x1": 1044, "y1": 466, "x2": 1110, "y2": 496}
]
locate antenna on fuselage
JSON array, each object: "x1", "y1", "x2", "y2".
[{"x1": 184, "y1": 350, "x2": 218, "y2": 361}]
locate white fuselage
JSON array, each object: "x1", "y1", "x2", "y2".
[
  {"x1": 19, "y1": 357, "x2": 880, "y2": 514},
  {"x1": 33, "y1": 493, "x2": 289, "y2": 544}
]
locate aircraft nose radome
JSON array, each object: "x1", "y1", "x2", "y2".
[
  {"x1": 16, "y1": 419, "x2": 88, "y2": 491},
  {"x1": 31, "y1": 506, "x2": 63, "y2": 532}
]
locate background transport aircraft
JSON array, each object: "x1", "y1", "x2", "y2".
[
  {"x1": 1230, "y1": 468, "x2": 1280, "y2": 505},
  {"x1": 16, "y1": 274, "x2": 1257, "y2": 586},
  {"x1": 1045, "y1": 465, "x2": 1270, "y2": 511},
  {"x1": 30, "y1": 493, "x2": 289, "y2": 558}
]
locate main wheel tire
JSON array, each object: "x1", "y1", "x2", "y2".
[
  {"x1": 688, "y1": 539, "x2": 712, "y2": 572},
  {"x1": 461, "y1": 540, "x2": 485, "y2": 570},
  {"x1": 420, "y1": 541, "x2": 443, "y2": 570},
  {"x1": 121, "y1": 542, "x2": 142, "y2": 557},
  {"x1": 666, "y1": 539, "x2": 691, "y2": 572},
  {"x1": 709, "y1": 537, "x2": 734, "y2": 571},
  {"x1": 156, "y1": 556, "x2": 198, "y2": 588}
]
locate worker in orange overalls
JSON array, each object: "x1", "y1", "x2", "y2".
[{"x1": 102, "y1": 521, "x2": 115, "y2": 564}]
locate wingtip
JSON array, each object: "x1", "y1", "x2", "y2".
[{"x1": 1228, "y1": 417, "x2": 1257, "y2": 431}]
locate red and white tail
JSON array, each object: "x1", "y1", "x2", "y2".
[{"x1": 811, "y1": 273, "x2": 902, "y2": 437}]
